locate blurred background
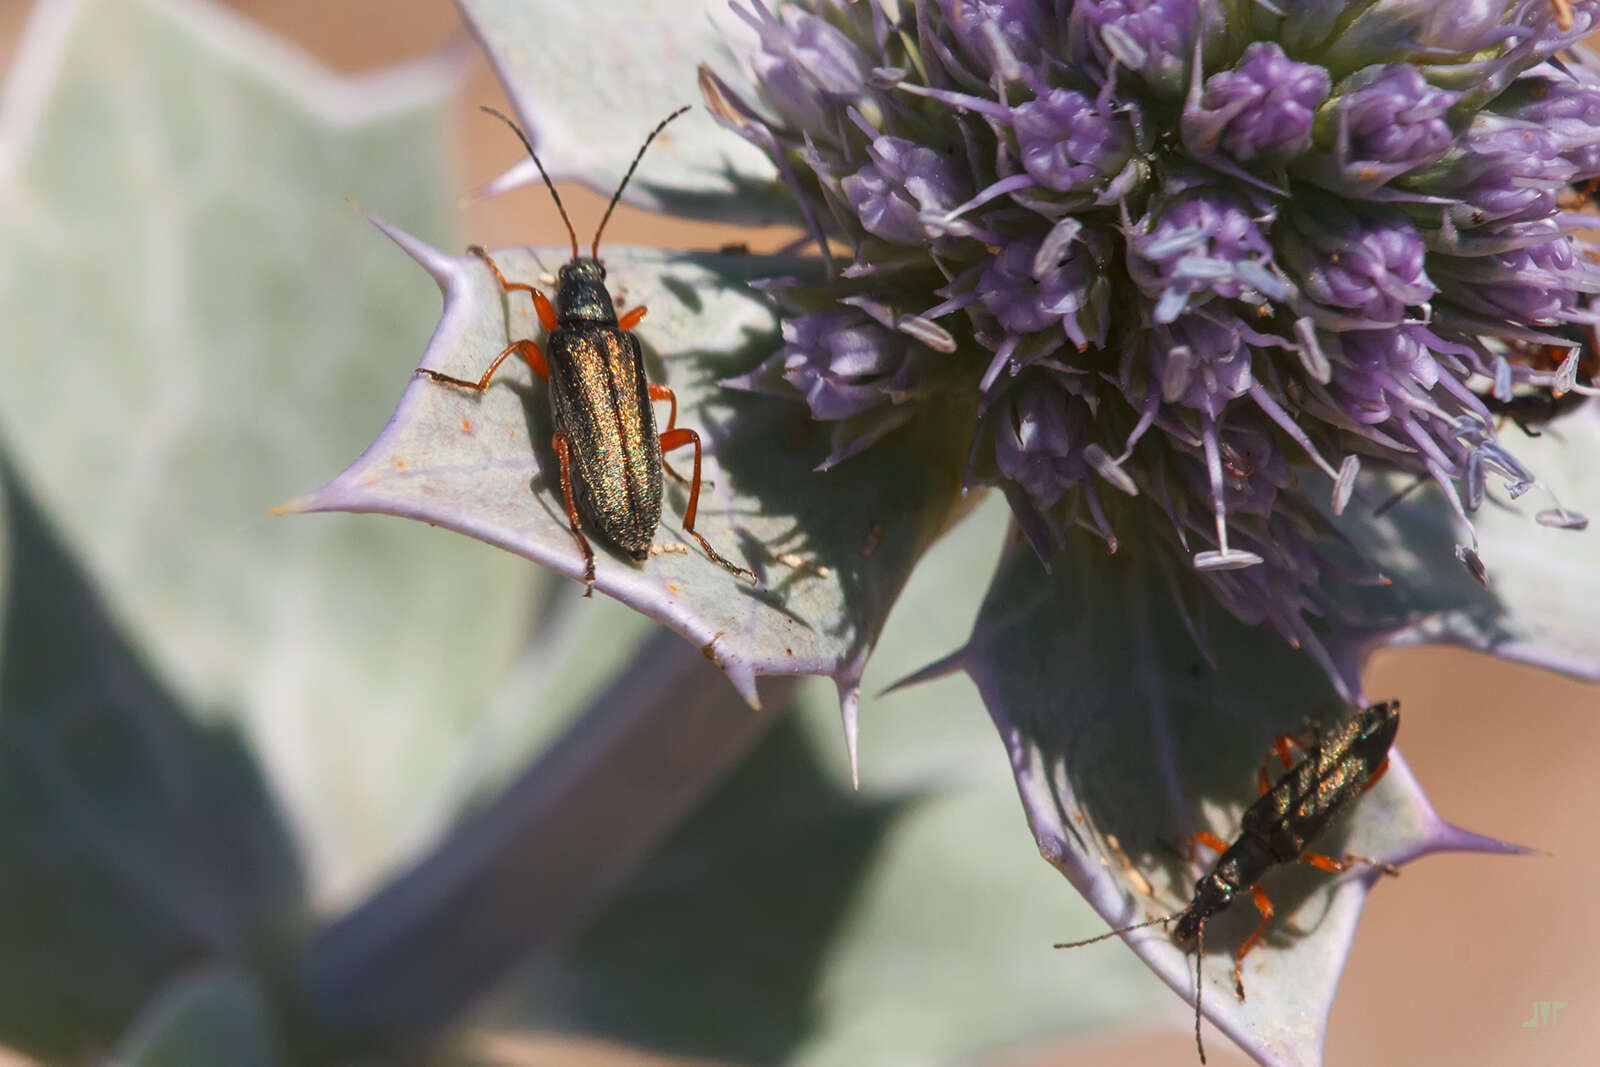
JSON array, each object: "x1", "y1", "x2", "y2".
[{"x1": 1, "y1": 1, "x2": 1597, "y2": 1064}]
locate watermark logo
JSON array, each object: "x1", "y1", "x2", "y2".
[{"x1": 1522, "y1": 1001, "x2": 1568, "y2": 1030}]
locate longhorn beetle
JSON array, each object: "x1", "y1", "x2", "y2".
[
  {"x1": 422, "y1": 106, "x2": 756, "y2": 595},
  {"x1": 1054, "y1": 701, "x2": 1401, "y2": 1063}
]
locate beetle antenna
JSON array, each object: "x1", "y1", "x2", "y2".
[
  {"x1": 591, "y1": 105, "x2": 691, "y2": 259},
  {"x1": 1195, "y1": 921, "x2": 1207, "y2": 1064},
  {"x1": 1052, "y1": 911, "x2": 1178, "y2": 950},
  {"x1": 479, "y1": 105, "x2": 579, "y2": 261}
]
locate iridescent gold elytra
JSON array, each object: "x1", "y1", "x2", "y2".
[
  {"x1": 1053, "y1": 701, "x2": 1402, "y2": 1063},
  {"x1": 421, "y1": 106, "x2": 755, "y2": 595}
]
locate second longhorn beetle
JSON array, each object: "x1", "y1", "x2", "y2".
[
  {"x1": 1055, "y1": 701, "x2": 1402, "y2": 1063},
  {"x1": 422, "y1": 105, "x2": 756, "y2": 595}
]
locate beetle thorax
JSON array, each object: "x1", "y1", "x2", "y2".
[{"x1": 557, "y1": 258, "x2": 616, "y2": 324}]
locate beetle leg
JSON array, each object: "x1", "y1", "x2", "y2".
[
  {"x1": 469, "y1": 245, "x2": 558, "y2": 331},
  {"x1": 1360, "y1": 756, "x2": 1390, "y2": 794},
  {"x1": 1256, "y1": 729, "x2": 1315, "y2": 794},
  {"x1": 646, "y1": 383, "x2": 693, "y2": 485},
  {"x1": 1232, "y1": 885, "x2": 1274, "y2": 1000},
  {"x1": 1188, "y1": 830, "x2": 1230, "y2": 862},
  {"x1": 551, "y1": 430, "x2": 596, "y2": 596},
  {"x1": 420, "y1": 338, "x2": 548, "y2": 391},
  {"x1": 658, "y1": 426, "x2": 755, "y2": 582},
  {"x1": 618, "y1": 304, "x2": 648, "y2": 331},
  {"x1": 1302, "y1": 851, "x2": 1400, "y2": 877}
]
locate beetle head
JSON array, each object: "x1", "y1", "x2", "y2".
[{"x1": 556, "y1": 258, "x2": 616, "y2": 323}]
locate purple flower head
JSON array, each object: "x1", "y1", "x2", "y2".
[
  {"x1": 1184, "y1": 43, "x2": 1329, "y2": 165},
  {"x1": 1069, "y1": 0, "x2": 1209, "y2": 99},
  {"x1": 734, "y1": 1, "x2": 872, "y2": 132},
  {"x1": 723, "y1": 307, "x2": 930, "y2": 436},
  {"x1": 713, "y1": 0, "x2": 1596, "y2": 596},
  {"x1": 1441, "y1": 239, "x2": 1581, "y2": 326},
  {"x1": 1322, "y1": 65, "x2": 1460, "y2": 188},
  {"x1": 1216, "y1": 425, "x2": 1294, "y2": 517},
  {"x1": 1496, "y1": 75, "x2": 1600, "y2": 181},
  {"x1": 1440, "y1": 118, "x2": 1575, "y2": 227},
  {"x1": 993, "y1": 375, "x2": 1094, "y2": 511},
  {"x1": 979, "y1": 241, "x2": 1059, "y2": 335},
  {"x1": 1328, "y1": 0, "x2": 1553, "y2": 67},
  {"x1": 1012, "y1": 88, "x2": 1134, "y2": 193},
  {"x1": 1406, "y1": 0, "x2": 1523, "y2": 52},
  {"x1": 776, "y1": 309, "x2": 927, "y2": 421},
  {"x1": 1282, "y1": 204, "x2": 1434, "y2": 326},
  {"x1": 841, "y1": 135, "x2": 967, "y2": 245},
  {"x1": 689, "y1": 4, "x2": 1600, "y2": 1059},
  {"x1": 978, "y1": 232, "x2": 1109, "y2": 350},
  {"x1": 1326, "y1": 327, "x2": 1445, "y2": 425},
  {"x1": 1129, "y1": 188, "x2": 1284, "y2": 322},
  {"x1": 1177, "y1": 422, "x2": 1292, "y2": 522},
  {"x1": 1148, "y1": 313, "x2": 1253, "y2": 418},
  {"x1": 938, "y1": 0, "x2": 1055, "y2": 81}
]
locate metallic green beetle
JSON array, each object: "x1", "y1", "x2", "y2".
[
  {"x1": 423, "y1": 106, "x2": 754, "y2": 595},
  {"x1": 1054, "y1": 701, "x2": 1401, "y2": 1063}
]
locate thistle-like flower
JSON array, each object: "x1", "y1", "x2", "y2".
[
  {"x1": 706, "y1": 0, "x2": 1600, "y2": 693},
  {"x1": 283, "y1": 1, "x2": 1600, "y2": 1062}
]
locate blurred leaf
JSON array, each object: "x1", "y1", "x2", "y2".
[
  {"x1": 488, "y1": 714, "x2": 907, "y2": 1064},
  {"x1": 1339, "y1": 406, "x2": 1600, "y2": 681},
  {"x1": 0, "y1": 0, "x2": 532, "y2": 903},
  {"x1": 925, "y1": 534, "x2": 1521, "y2": 1067},
  {"x1": 0, "y1": 461, "x2": 302, "y2": 1060},
  {"x1": 283, "y1": 232, "x2": 970, "y2": 764},
  {"x1": 112, "y1": 968, "x2": 281, "y2": 1067},
  {"x1": 302, "y1": 627, "x2": 791, "y2": 1041},
  {"x1": 457, "y1": 0, "x2": 791, "y2": 224},
  {"x1": 466, "y1": 498, "x2": 1162, "y2": 1067}
]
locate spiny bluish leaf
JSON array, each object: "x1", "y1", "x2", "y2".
[
  {"x1": 465, "y1": 497, "x2": 1163, "y2": 1066},
  {"x1": 920, "y1": 534, "x2": 1522, "y2": 1067},
  {"x1": 0, "y1": 461, "x2": 302, "y2": 1061},
  {"x1": 457, "y1": 0, "x2": 791, "y2": 224},
  {"x1": 280, "y1": 224, "x2": 970, "y2": 769},
  {"x1": 1339, "y1": 406, "x2": 1600, "y2": 682},
  {"x1": 0, "y1": 0, "x2": 531, "y2": 903},
  {"x1": 111, "y1": 968, "x2": 281, "y2": 1067}
]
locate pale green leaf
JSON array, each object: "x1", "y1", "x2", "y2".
[
  {"x1": 932, "y1": 534, "x2": 1522, "y2": 1067},
  {"x1": 457, "y1": 0, "x2": 790, "y2": 224},
  {"x1": 467, "y1": 498, "x2": 1163, "y2": 1067},
  {"x1": 112, "y1": 968, "x2": 281, "y2": 1067},
  {"x1": 0, "y1": 458, "x2": 300, "y2": 1061},
  {"x1": 0, "y1": 0, "x2": 531, "y2": 904},
  {"x1": 283, "y1": 231, "x2": 969, "y2": 749},
  {"x1": 1342, "y1": 406, "x2": 1600, "y2": 681}
]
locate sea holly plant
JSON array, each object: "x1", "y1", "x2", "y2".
[
  {"x1": 284, "y1": 0, "x2": 1600, "y2": 1063},
  {"x1": 1, "y1": 1, "x2": 1160, "y2": 1066}
]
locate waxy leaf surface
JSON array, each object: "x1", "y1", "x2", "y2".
[
  {"x1": 0, "y1": 0, "x2": 532, "y2": 905},
  {"x1": 0, "y1": 457, "x2": 301, "y2": 1060},
  {"x1": 932, "y1": 534, "x2": 1521, "y2": 1067},
  {"x1": 284, "y1": 230, "x2": 969, "y2": 733},
  {"x1": 474, "y1": 500, "x2": 1164, "y2": 1067},
  {"x1": 457, "y1": 0, "x2": 791, "y2": 224},
  {"x1": 1342, "y1": 406, "x2": 1600, "y2": 682}
]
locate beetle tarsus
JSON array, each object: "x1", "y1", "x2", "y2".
[
  {"x1": 552, "y1": 430, "x2": 597, "y2": 594},
  {"x1": 660, "y1": 424, "x2": 754, "y2": 581}
]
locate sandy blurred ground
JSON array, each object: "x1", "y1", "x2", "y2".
[{"x1": 4, "y1": 2, "x2": 1600, "y2": 1065}]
